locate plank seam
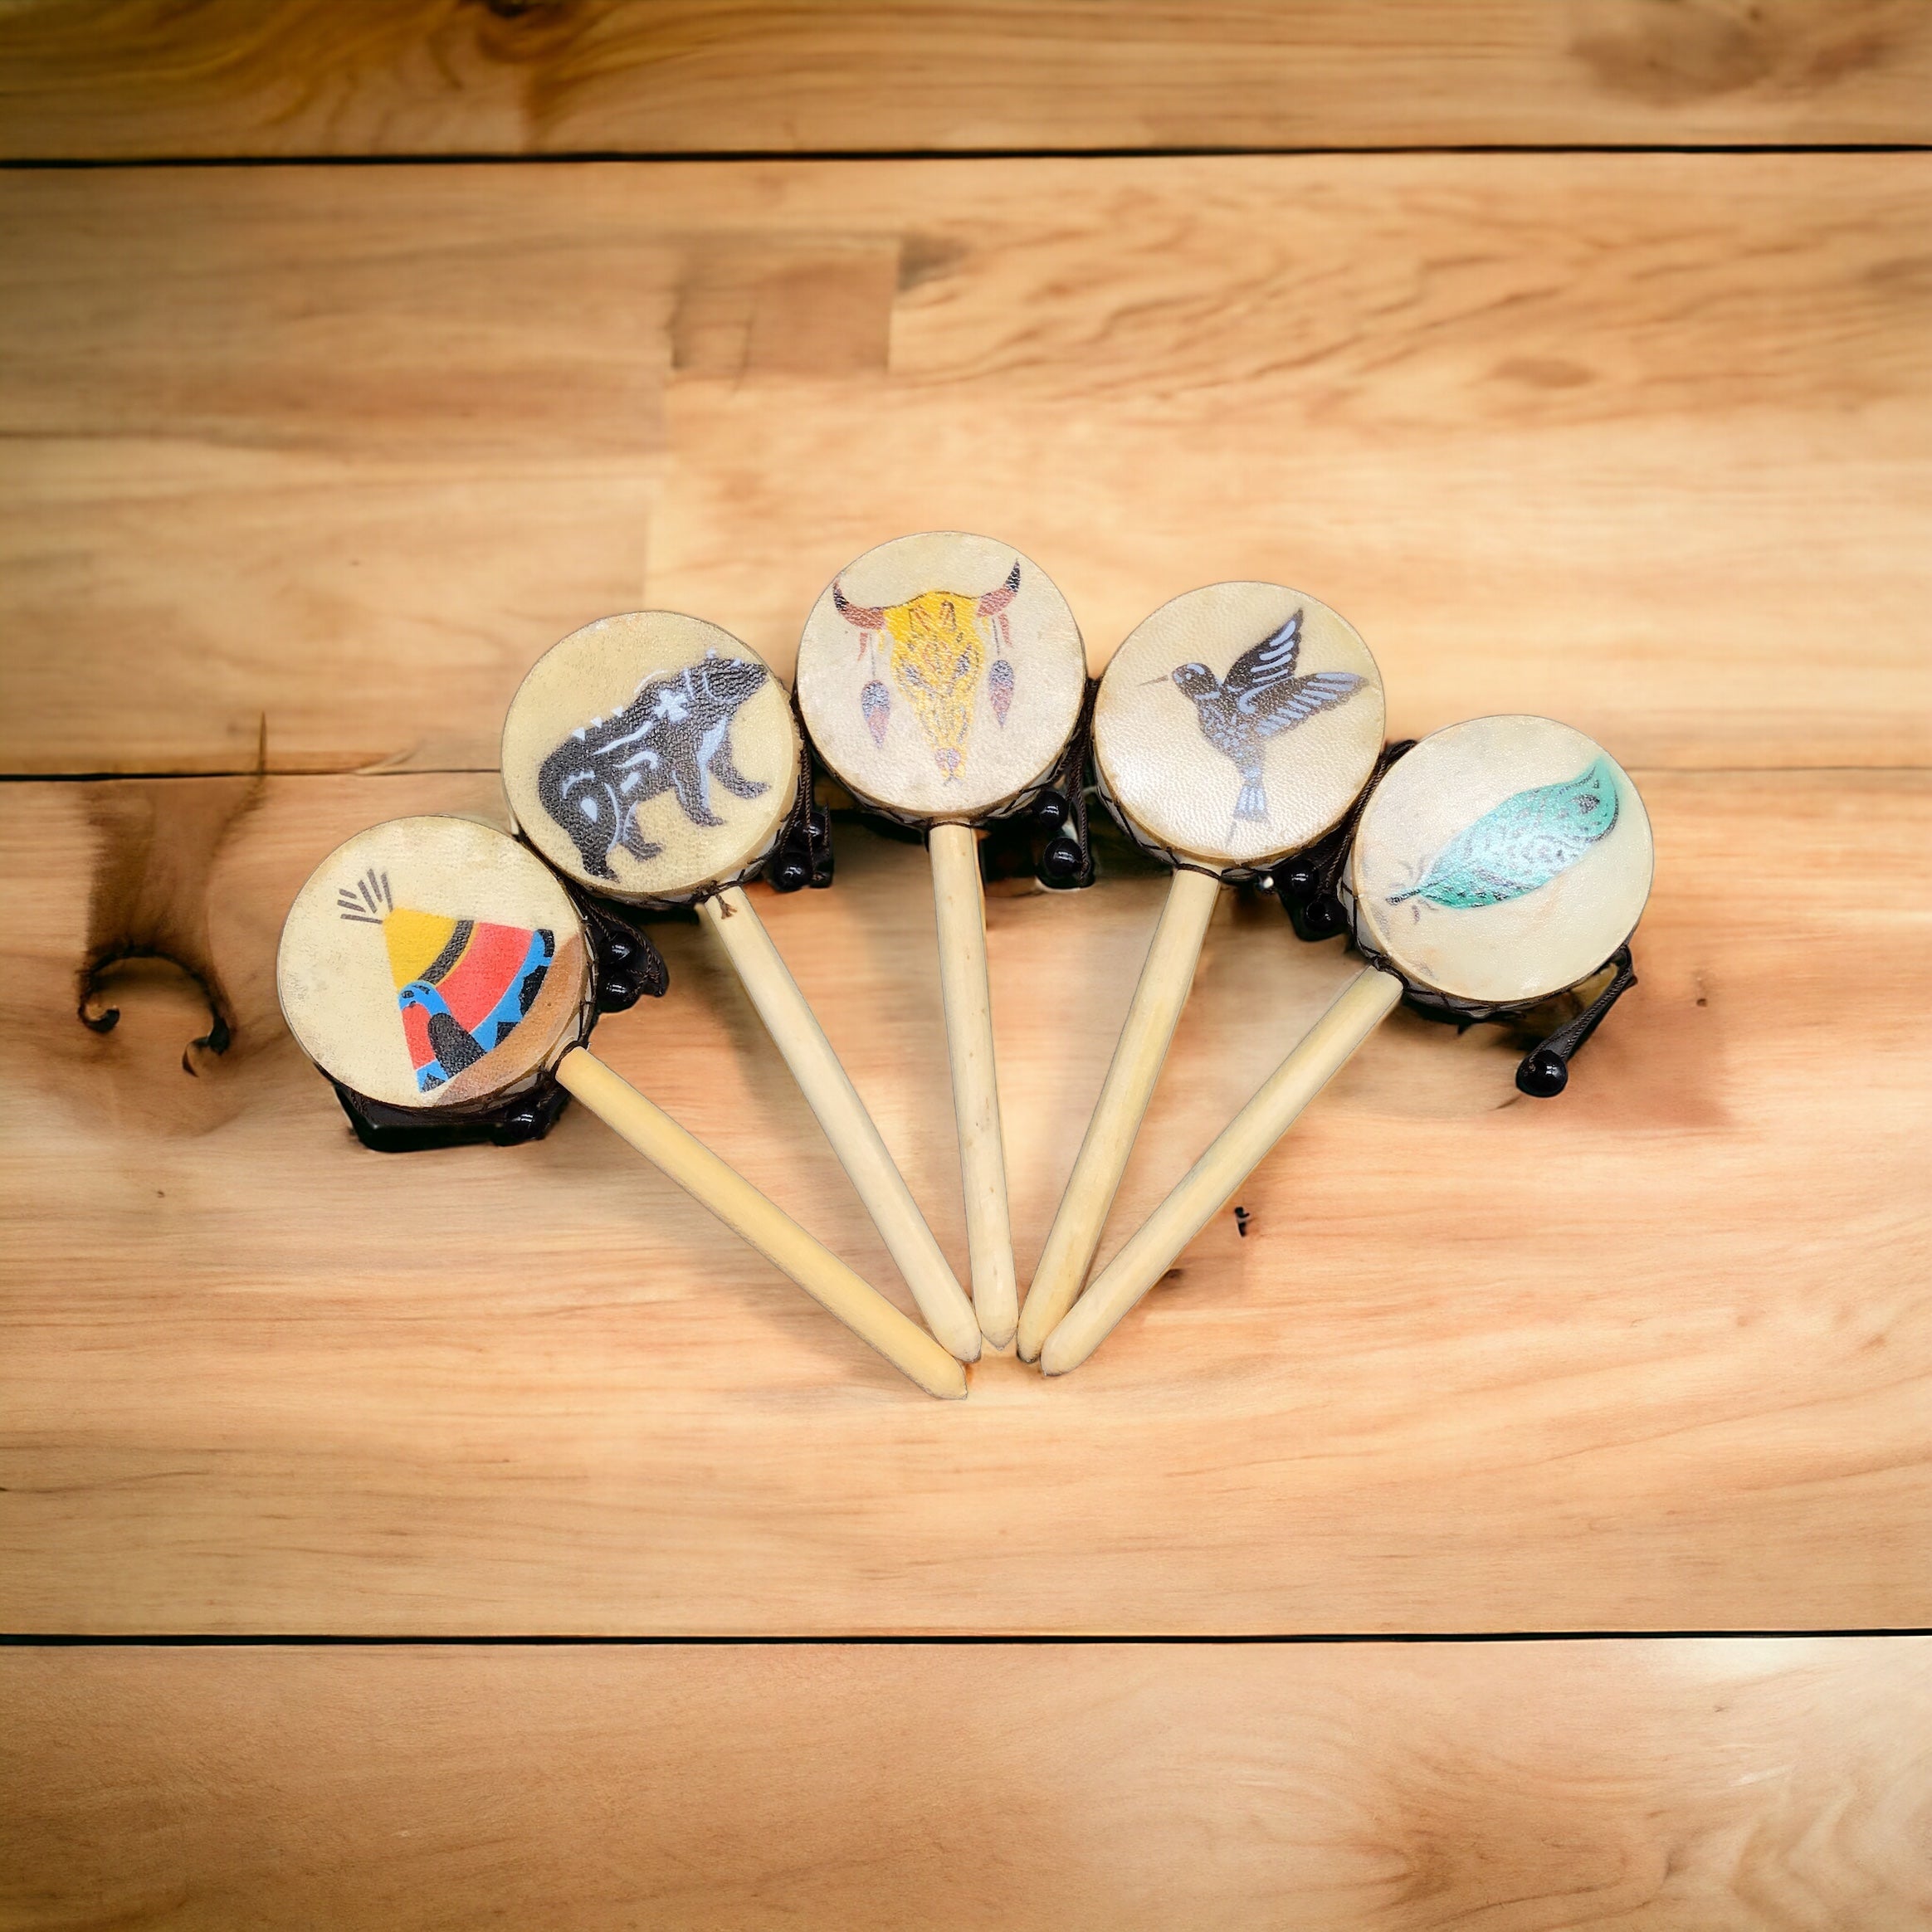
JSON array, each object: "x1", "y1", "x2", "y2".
[
  {"x1": 1, "y1": 143, "x2": 1928, "y2": 171},
  {"x1": 5, "y1": 1630, "x2": 1929, "y2": 1647}
]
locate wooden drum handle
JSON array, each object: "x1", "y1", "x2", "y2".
[
  {"x1": 927, "y1": 822, "x2": 1018, "y2": 1349},
  {"x1": 1039, "y1": 964, "x2": 1404, "y2": 1378},
  {"x1": 554, "y1": 1047, "x2": 968, "y2": 1399},
  {"x1": 1017, "y1": 866, "x2": 1221, "y2": 1361},
  {"x1": 700, "y1": 887, "x2": 982, "y2": 1364}
]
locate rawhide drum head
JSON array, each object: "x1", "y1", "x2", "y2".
[
  {"x1": 1095, "y1": 583, "x2": 1385, "y2": 871},
  {"x1": 797, "y1": 532, "x2": 1086, "y2": 822},
  {"x1": 1348, "y1": 715, "x2": 1653, "y2": 1007},
  {"x1": 278, "y1": 815, "x2": 592, "y2": 1112},
  {"x1": 503, "y1": 612, "x2": 799, "y2": 902}
]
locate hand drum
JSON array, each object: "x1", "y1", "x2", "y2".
[
  {"x1": 1017, "y1": 583, "x2": 1385, "y2": 1360},
  {"x1": 1344, "y1": 714, "x2": 1652, "y2": 1009},
  {"x1": 278, "y1": 814, "x2": 965, "y2": 1398},
  {"x1": 797, "y1": 533, "x2": 1088, "y2": 1348},
  {"x1": 280, "y1": 812, "x2": 592, "y2": 1112},
  {"x1": 503, "y1": 612, "x2": 978, "y2": 1364},
  {"x1": 1041, "y1": 714, "x2": 1653, "y2": 1375},
  {"x1": 503, "y1": 610, "x2": 798, "y2": 905}
]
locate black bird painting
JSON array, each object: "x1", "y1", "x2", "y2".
[
  {"x1": 537, "y1": 651, "x2": 770, "y2": 881},
  {"x1": 1163, "y1": 609, "x2": 1367, "y2": 828}
]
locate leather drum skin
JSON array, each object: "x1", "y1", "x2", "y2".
[
  {"x1": 1094, "y1": 581, "x2": 1385, "y2": 874},
  {"x1": 503, "y1": 612, "x2": 799, "y2": 905},
  {"x1": 278, "y1": 815, "x2": 593, "y2": 1112},
  {"x1": 1348, "y1": 714, "x2": 1654, "y2": 1007},
  {"x1": 796, "y1": 531, "x2": 1086, "y2": 824}
]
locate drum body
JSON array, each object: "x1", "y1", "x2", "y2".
[
  {"x1": 279, "y1": 815, "x2": 593, "y2": 1113},
  {"x1": 1094, "y1": 582, "x2": 1386, "y2": 876},
  {"x1": 1344, "y1": 714, "x2": 1655, "y2": 1010},
  {"x1": 797, "y1": 532, "x2": 1086, "y2": 826},
  {"x1": 503, "y1": 612, "x2": 801, "y2": 907}
]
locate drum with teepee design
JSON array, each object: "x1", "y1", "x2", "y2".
[{"x1": 281, "y1": 815, "x2": 590, "y2": 1114}]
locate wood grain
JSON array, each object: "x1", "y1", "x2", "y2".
[
  {"x1": 2, "y1": 0, "x2": 1930, "y2": 159},
  {"x1": 2, "y1": 154, "x2": 1926, "y2": 777},
  {"x1": 2, "y1": 767, "x2": 1925, "y2": 1635},
  {"x1": 5, "y1": 1641, "x2": 1930, "y2": 1929}
]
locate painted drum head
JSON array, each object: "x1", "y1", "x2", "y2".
[
  {"x1": 1095, "y1": 583, "x2": 1385, "y2": 870},
  {"x1": 503, "y1": 612, "x2": 799, "y2": 903},
  {"x1": 1349, "y1": 715, "x2": 1653, "y2": 1007},
  {"x1": 278, "y1": 816, "x2": 591, "y2": 1111},
  {"x1": 797, "y1": 532, "x2": 1086, "y2": 822}
]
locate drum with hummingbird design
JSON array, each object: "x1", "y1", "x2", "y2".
[{"x1": 1093, "y1": 582, "x2": 1386, "y2": 875}]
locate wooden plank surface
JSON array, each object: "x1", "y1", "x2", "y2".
[
  {"x1": 2, "y1": 766, "x2": 1925, "y2": 1635},
  {"x1": 2, "y1": 154, "x2": 1929, "y2": 777},
  {"x1": 3, "y1": 0, "x2": 1930, "y2": 159},
  {"x1": 3, "y1": 53, "x2": 1925, "y2": 1929},
  {"x1": 5, "y1": 1640, "x2": 1930, "y2": 1929}
]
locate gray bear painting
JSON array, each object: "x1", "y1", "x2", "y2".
[{"x1": 536, "y1": 650, "x2": 771, "y2": 880}]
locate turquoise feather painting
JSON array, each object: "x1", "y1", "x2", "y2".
[{"x1": 1389, "y1": 757, "x2": 1621, "y2": 911}]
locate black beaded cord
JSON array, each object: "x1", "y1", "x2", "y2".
[
  {"x1": 1511, "y1": 944, "x2": 1637, "y2": 1098},
  {"x1": 567, "y1": 886, "x2": 672, "y2": 1011},
  {"x1": 1272, "y1": 737, "x2": 1641, "y2": 1098},
  {"x1": 327, "y1": 888, "x2": 670, "y2": 1154},
  {"x1": 1269, "y1": 739, "x2": 1417, "y2": 942},
  {"x1": 763, "y1": 686, "x2": 837, "y2": 895},
  {"x1": 1031, "y1": 675, "x2": 1101, "y2": 890}
]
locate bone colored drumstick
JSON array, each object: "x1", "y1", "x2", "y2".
[
  {"x1": 1017, "y1": 583, "x2": 1387, "y2": 1361},
  {"x1": 1040, "y1": 965, "x2": 1402, "y2": 1375},
  {"x1": 795, "y1": 532, "x2": 1090, "y2": 1349},
  {"x1": 1042, "y1": 712, "x2": 1656, "y2": 1376},
  {"x1": 503, "y1": 610, "x2": 979, "y2": 1364},
  {"x1": 928, "y1": 822, "x2": 1018, "y2": 1346},
  {"x1": 698, "y1": 885, "x2": 983, "y2": 1363},
  {"x1": 555, "y1": 1047, "x2": 965, "y2": 1398},
  {"x1": 1016, "y1": 866, "x2": 1220, "y2": 1359},
  {"x1": 278, "y1": 813, "x2": 966, "y2": 1399}
]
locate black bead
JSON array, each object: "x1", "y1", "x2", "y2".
[
  {"x1": 1281, "y1": 861, "x2": 1320, "y2": 898},
  {"x1": 768, "y1": 853, "x2": 812, "y2": 893},
  {"x1": 1033, "y1": 788, "x2": 1071, "y2": 832},
  {"x1": 1516, "y1": 1047, "x2": 1569, "y2": 1098},
  {"x1": 1040, "y1": 834, "x2": 1085, "y2": 884},
  {"x1": 1299, "y1": 895, "x2": 1342, "y2": 938}
]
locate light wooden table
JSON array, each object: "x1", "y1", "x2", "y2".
[{"x1": 2, "y1": 5, "x2": 1930, "y2": 1925}]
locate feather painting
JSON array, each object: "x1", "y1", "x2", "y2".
[{"x1": 1389, "y1": 758, "x2": 1621, "y2": 910}]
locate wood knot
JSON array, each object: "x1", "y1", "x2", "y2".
[{"x1": 77, "y1": 777, "x2": 260, "y2": 1076}]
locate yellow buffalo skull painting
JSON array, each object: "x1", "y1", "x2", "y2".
[{"x1": 835, "y1": 563, "x2": 1021, "y2": 779}]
